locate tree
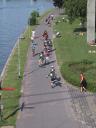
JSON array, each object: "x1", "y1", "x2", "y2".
[
  {"x1": 31, "y1": 11, "x2": 39, "y2": 17},
  {"x1": 53, "y1": 0, "x2": 64, "y2": 8},
  {"x1": 64, "y1": 0, "x2": 87, "y2": 26},
  {"x1": 28, "y1": 11, "x2": 39, "y2": 25}
]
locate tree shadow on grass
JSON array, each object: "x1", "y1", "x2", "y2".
[
  {"x1": 5, "y1": 105, "x2": 18, "y2": 110},
  {"x1": 4, "y1": 103, "x2": 35, "y2": 120},
  {"x1": 4, "y1": 107, "x2": 20, "y2": 120},
  {"x1": 73, "y1": 27, "x2": 86, "y2": 33}
]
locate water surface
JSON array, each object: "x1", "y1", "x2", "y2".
[{"x1": 0, "y1": 0, "x2": 53, "y2": 74}]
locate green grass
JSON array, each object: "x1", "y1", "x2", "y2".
[
  {"x1": 53, "y1": 16, "x2": 96, "y2": 92},
  {"x1": 0, "y1": 9, "x2": 54, "y2": 127},
  {"x1": 0, "y1": 25, "x2": 33, "y2": 126}
]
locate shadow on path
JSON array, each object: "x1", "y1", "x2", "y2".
[
  {"x1": 22, "y1": 90, "x2": 96, "y2": 100},
  {"x1": 24, "y1": 93, "x2": 92, "y2": 106}
]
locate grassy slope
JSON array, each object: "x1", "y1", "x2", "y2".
[
  {"x1": 54, "y1": 16, "x2": 96, "y2": 92},
  {"x1": 0, "y1": 26, "x2": 32, "y2": 126}
]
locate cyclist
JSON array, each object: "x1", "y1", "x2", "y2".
[
  {"x1": 38, "y1": 52, "x2": 44, "y2": 66},
  {"x1": 31, "y1": 41, "x2": 37, "y2": 56},
  {"x1": 42, "y1": 30, "x2": 48, "y2": 40}
]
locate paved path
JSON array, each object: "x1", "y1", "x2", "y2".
[{"x1": 16, "y1": 10, "x2": 96, "y2": 128}]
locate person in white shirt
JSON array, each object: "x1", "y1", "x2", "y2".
[{"x1": 31, "y1": 30, "x2": 35, "y2": 40}]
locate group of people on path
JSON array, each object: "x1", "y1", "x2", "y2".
[
  {"x1": 30, "y1": 19, "x2": 62, "y2": 88},
  {"x1": 38, "y1": 30, "x2": 53, "y2": 66},
  {"x1": 31, "y1": 30, "x2": 37, "y2": 56},
  {"x1": 30, "y1": 14, "x2": 87, "y2": 91},
  {"x1": 31, "y1": 27, "x2": 53, "y2": 66},
  {"x1": 30, "y1": 28, "x2": 60, "y2": 87}
]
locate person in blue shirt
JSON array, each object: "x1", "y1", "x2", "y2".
[{"x1": 31, "y1": 40, "x2": 37, "y2": 56}]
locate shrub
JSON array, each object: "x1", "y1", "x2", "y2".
[
  {"x1": 28, "y1": 11, "x2": 39, "y2": 25},
  {"x1": 28, "y1": 16, "x2": 37, "y2": 25},
  {"x1": 31, "y1": 11, "x2": 39, "y2": 17}
]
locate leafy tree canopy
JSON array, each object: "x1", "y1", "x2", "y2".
[
  {"x1": 64, "y1": 0, "x2": 87, "y2": 25},
  {"x1": 53, "y1": 0, "x2": 64, "y2": 8}
]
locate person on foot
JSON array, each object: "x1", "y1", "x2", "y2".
[{"x1": 80, "y1": 72, "x2": 87, "y2": 92}]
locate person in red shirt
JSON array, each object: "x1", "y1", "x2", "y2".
[
  {"x1": 42, "y1": 30, "x2": 48, "y2": 40},
  {"x1": 80, "y1": 72, "x2": 87, "y2": 92}
]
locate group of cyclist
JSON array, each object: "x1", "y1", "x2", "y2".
[
  {"x1": 31, "y1": 30, "x2": 37, "y2": 56},
  {"x1": 30, "y1": 29, "x2": 61, "y2": 87},
  {"x1": 31, "y1": 30, "x2": 52, "y2": 66},
  {"x1": 38, "y1": 31, "x2": 53, "y2": 66},
  {"x1": 31, "y1": 17, "x2": 87, "y2": 90},
  {"x1": 31, "y1": 30, "x2": 50, "y2": 56}
]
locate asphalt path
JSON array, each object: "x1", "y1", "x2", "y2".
[{"x1": 16, "y1": 10, "x2": 96, "y2": 128}]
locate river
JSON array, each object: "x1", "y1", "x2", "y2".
[{"x1": 0, "y1": 0, "x2": 53, "y2": 74}]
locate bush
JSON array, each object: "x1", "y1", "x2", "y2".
[
  {"x1": 28, "y1": 16, "x2": 37, "y2": 25},
  {"x1": 28, "y1": 11, "x2": 39, "y2": 25},
  {"x1": 31, "y1": 11, "x2": 39, "y2": 17}
]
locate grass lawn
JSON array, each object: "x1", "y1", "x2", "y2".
[
  {"x1": 0, "y1": 9, "x2": 54, "y2": 127},
  {"x1": 53, "y1": 15, "x2": 96, "y2": 92}
]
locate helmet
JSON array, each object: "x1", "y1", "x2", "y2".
[
  {"x1": 51, "y1": 65, "x2": 54, "y2": 68},
  {"x1": 50, "y1": 73, "x2": 53, "y2": 76},
  {"x1": 32, "y1": 31, "x2": 35, "y2": 34}
]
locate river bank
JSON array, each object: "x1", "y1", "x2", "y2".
[
  {"x1": 0, "y1": 9, "x2": 54, "y2": 127},
  {"x1": 0, "y1": 0, "x2": 53, "y2": 74}
]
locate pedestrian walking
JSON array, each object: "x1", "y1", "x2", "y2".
[{"x1": 80, "y1": 72, "x2": 87, "y2": 92}]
